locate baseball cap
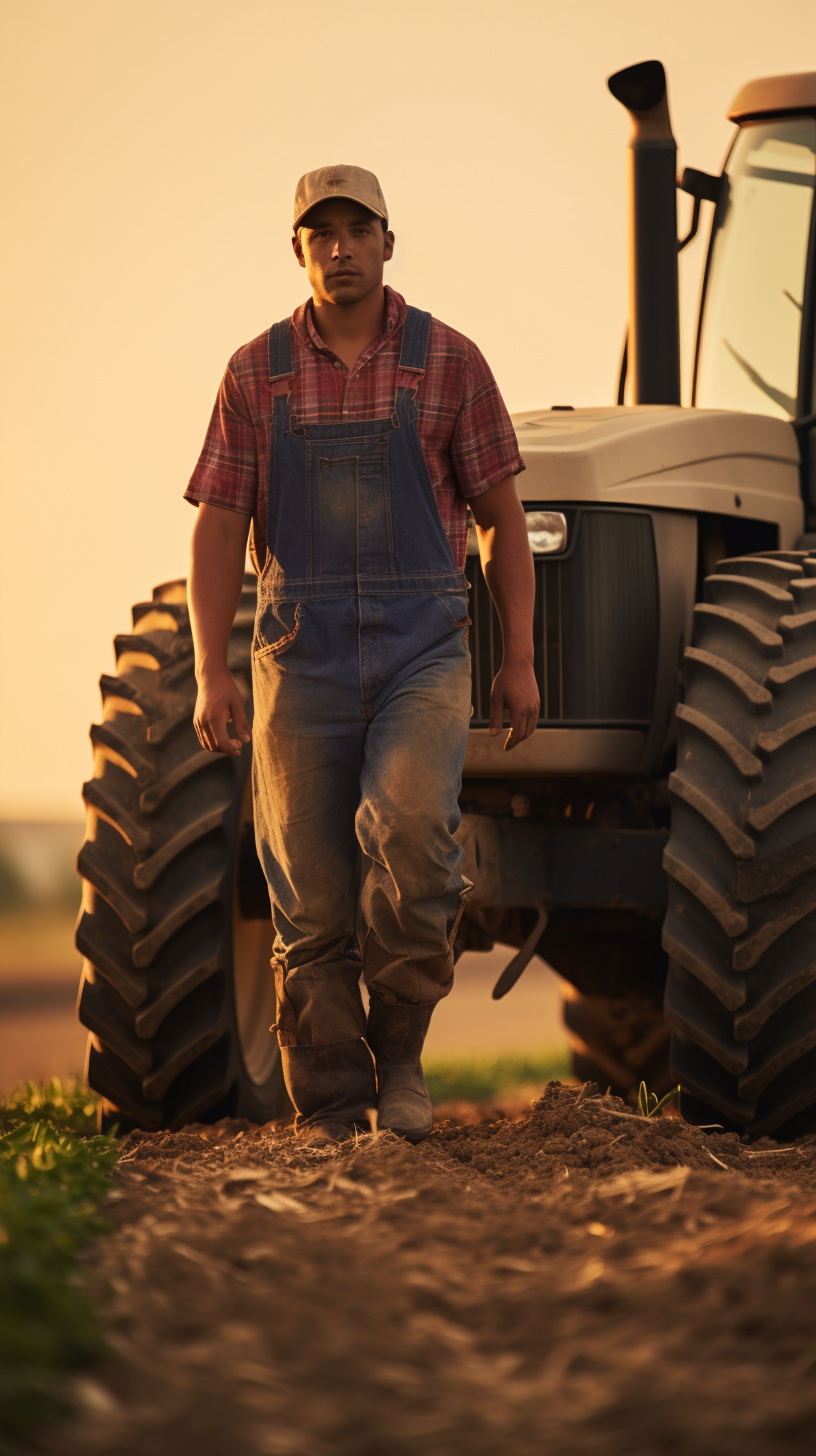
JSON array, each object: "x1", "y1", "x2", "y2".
[{"x1": 293, "y1": 165, "x2": 389, "y2": 230}]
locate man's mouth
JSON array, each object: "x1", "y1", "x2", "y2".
[{"x1": 329, "y1": 270, "x2": 359, "y2": 280}]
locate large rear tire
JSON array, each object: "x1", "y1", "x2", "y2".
[
  {"x1": 663, "y1": 550, "x2": 816, "y2": 1138},
  {"x1": 76, "y1": 575, "x2": 290, "y2": 1131}
]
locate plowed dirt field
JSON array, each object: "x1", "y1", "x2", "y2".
[{"x1": 28, "y1": 1084, "x2": 816, "y2": 1456}]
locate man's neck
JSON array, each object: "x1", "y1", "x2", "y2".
[{"x1": 310, "y1": 285, "x2": 387, "y2": 371}]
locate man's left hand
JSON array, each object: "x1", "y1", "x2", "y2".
[{"x1": 489, "y1": 658, "x2": 540, "y2": 750}]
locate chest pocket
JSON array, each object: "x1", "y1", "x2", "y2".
[{"x1": 312, "y1": 444, "x2": 394, "y2": 580}]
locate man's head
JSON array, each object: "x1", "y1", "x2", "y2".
[{"x1": 292, "y1": 165, "x2": 394, "y2": 307}]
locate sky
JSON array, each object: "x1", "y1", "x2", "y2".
[{"x1": 1, "y1": 0, "x2": 813, "y2": 819}]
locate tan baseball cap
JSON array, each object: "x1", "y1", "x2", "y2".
[{"x1": 293, "y1": 164, "x2": 388, "y2": 230}]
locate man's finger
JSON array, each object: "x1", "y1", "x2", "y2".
[
  {"x1": 201, "y1": 719, "x2": 221, "y2": 754},
  {"x1": 519, "y1": 709, "x2": 535, "y2": 743},
  {"x1": 230, "y1": 695, "x2": 252, "y2": 744},
  {"x1": 489, "y1": 684, "x2": 504, "y2": 737},
  {"x1": 215, "y1": 720, "x2": 242, "y2": 757},
  {"x1": 503, "y1": 698, "x2": 523, "y2": 749},
  {"x1": 195, "y1": 718, "x2": 214, "y2": 753},
  {"x1": 503, "y1": 708, "x2": 535, "y2": 750},
  {"x1": 203, "y1": 710, "x2": 232, "y2": 756}
]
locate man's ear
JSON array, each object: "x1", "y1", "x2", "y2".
[
  {"x1": 383, "y1": 230, "x2": 395, "y2": 263},
  {"x1": 292, "y1": 232, "x2": 306, "y2": 268}
]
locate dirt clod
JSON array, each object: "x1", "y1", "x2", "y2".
[{"x1": 27, "y1": 1084, "x2": 816, "y2": 1455}]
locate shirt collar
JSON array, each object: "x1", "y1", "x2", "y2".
[{"x1": 292, "y1": 285, "x2": 408, "y2": 365}]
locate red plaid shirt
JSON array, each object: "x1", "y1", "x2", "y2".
[{"x1": 185, "y1": 286, "x2": 524, "y2": 572}]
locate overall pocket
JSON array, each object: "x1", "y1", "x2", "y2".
[
  {"x1": 433, "y1": 591, "x2": 471, "y2": 653},
  {"x1": 434, "y1": 592, "x2": 471, "y2": 630},
  {"x1": 253, "y1": 600, "x2": 301, "y2": 660}
]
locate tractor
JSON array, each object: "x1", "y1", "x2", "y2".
[{"x1": 76, "y1": 60, "x2": 816, "y2": 1138}]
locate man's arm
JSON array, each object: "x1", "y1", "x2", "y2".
[
  {"x1": 469, "y1": 476, "x2": 540, "y2": 750},
  {"x1": 189, "y1": 502, "x2": 253, "y2": 757}
]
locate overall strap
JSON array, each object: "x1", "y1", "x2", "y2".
[
  {"x1": 268, "y1": 318, "x2": 295, "y2": 393},
  {"x1": 398, "y1": 306, "x2": 432, "y2": 376}
]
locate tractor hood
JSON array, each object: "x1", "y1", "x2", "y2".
[{"x1": 513, "y1": 405, "x2": 803, "y2": 546}]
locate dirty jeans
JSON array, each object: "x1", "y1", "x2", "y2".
[{"x1": 252, "y1": 592, "x2": 472, "y2": 1048}]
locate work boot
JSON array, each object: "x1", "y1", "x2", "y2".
[
  {"x1": 366, "y1": 998, "x2": 435, "y2": 1144},
  {"x1": 280, "y1": 1039, "x2": 377, "y2": 1144}
]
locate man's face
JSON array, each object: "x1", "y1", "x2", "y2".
[{"x1": 293, "y1": 199, "x2": 394, "y2": 305}]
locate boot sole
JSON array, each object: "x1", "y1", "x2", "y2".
[{"x1": 379, "y1": 1122, "x2": 433, "y2": 1144}]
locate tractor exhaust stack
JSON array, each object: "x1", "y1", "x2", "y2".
[{"x1": 608, "y1": 59, "x2": 681, "y2": 406}]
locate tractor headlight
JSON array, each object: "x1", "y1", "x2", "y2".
[
  {"x1": 526, "y1": 511, "x2": 568, "y2": 554},
  {"x1": 465, "y1": 509, "x2": 568, "y2": 557}
]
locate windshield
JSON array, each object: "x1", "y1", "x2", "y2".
[{"x1": 695, "y1": 117, "x2": 816, "y2": 420}]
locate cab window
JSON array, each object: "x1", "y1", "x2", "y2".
[{"x1": 695, "y1": 117, "x2": 816, "y2": 422}]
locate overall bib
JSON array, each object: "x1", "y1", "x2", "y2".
[{"x1": 252, "y1": 308, "x2": 473, "y2": 1073}]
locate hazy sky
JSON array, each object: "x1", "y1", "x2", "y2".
[{"x1": 1, "y1": 0, "x2": 813, "y2": 818}]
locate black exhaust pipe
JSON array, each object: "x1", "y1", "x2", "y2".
[{"x1": 608, "y1": 60, "x2": 681, "y2": 406}]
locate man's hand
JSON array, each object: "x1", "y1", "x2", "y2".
[
  {"x1": 194, "y1": 669, "x2": 251, "y2": 757},
  {"x1": 490, "y1": 658, "x2": 540, "y2": 751},
  {"x1": 188, "y1": 502, "x2": 252, "y2": 756},
  {"x1": 470, "y1": 476, "x2": 540, "y2": 751}
]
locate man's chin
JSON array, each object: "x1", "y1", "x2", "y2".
[{"x1": 324, "y1": 280, "x2": 374, "y2": 305}]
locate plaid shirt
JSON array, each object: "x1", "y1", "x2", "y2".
[{"x1": 185, "y1": 286, "x2": 524, "y2": 571}]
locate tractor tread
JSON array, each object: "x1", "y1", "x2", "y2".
[
  {"x1": 132, "y1": 874, "x2": 225, "y2": 968},
  {"x1": 77, "y1": 576, "x2": 289, "y2": 1129},
  {"x1": 683, "y1": 646, "x2": 773, "y2": 709},
  {"x1": 668, "y1": 771, "x2": 755, "y2": 859},
  {"x1": 674, "y1": 704, "x2": 762, "y2": 779},
  {"x1": 133, "y1": 808, "x2": 229, "y2": 888},
  {"x1": 139, "y1": 750, "x2": 222, "y2": 815},
  {"x1": 662, "y1": 848, "x2": 748, "y2": 936},
  {"x1": 665, "y1": 549, "x2": 816, "y2": 1137}
]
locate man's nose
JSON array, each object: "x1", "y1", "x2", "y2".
[{"x1": 331, "y1": 231, "x2": 353, "y2": 259}]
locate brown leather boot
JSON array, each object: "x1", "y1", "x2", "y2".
[
  {"x1": 280, "y1": 1039, "x2": 377, "y2": 1144},
  {"x1": 366, "y1": 998, "x2": 435, "y2": 1144}
]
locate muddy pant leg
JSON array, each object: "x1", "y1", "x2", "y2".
[
  {"x1": 252, "y1": 687, "x2": 367, "y2": 1048},
  {"x1": 356, "y1": 643, "x2": 472, "y2": 1006}
]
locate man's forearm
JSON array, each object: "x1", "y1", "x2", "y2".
[
  {"x1": 470, "y1": 476, "x2": 540, "y2": 746},
  {"x1": 471, "y1": 477, "x2": 536, "y2": 663},
  {"x1": 481, "y1": 533, "x2": 536, "y2": 666},
  {"x1": 189, "y1": 502, "x2": 251, "y2": 677}
]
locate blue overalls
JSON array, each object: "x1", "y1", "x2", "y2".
[{"x1": 252, "y1": 307, "x2": 473, "y2": 1058}]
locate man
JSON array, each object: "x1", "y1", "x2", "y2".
[{"x1": 186, "y1": 164, "x2": 538, "y2": 1146}]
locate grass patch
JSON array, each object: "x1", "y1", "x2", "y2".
[
  {"x1": 0, "y1": 1079, "x2": 118, "y2": 1450},
  {"x1": 425, "y1": 1047, "x2": 570, "y2": 1105}
]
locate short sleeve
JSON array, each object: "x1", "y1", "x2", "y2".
[
  {"x1": 449, "y1": 343, "x2": 525, "y2": 500},
  {"x1": 184, "y1": 361, "x2": 258, "y2": 515}
]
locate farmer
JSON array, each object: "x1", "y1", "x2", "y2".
[{"x1": 186, "y1": 165, "x2": 538, "y2": 1145}]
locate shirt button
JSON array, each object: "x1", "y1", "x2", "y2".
[{"x1": 334, "y1": 361, "x2": 342, "y2": 369}]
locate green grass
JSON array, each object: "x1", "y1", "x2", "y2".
[
  {"x1": 425, "y1": 1047, "x2": 570, "y2": 1105},
  {"x1": 0, "y1": 1080, "x2": 118, "y2": 1450}
]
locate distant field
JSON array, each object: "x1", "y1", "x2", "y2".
[
  {"x1": 426, "y1": 1047, "x2": 570, "y2": 1105},
  {"x1": 0, "y1": 908, "x2": 80, "y2": 985},
  {"x1": 0, "y1": 910, "x2": 85, "y2": 1094}
]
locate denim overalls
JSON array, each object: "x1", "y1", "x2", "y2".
[{"x1": 252, "y1": 307, "x2": 473, "y2": 1050}]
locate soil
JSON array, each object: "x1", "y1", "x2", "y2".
[{"x1": 27, "y1": 1083, "x2": 816, "y2": 1456}]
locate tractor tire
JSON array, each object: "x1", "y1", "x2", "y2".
[
  {"x1": 663, "y1": 549, "x2": 816, "y2": 1138},
  {"x1": 76, "y1": 574, "x2": 290, "y2": 1132}
]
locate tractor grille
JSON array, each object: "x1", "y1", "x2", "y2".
[{"x1": 466, "y1": 507, "x2": 658, "y2": 727}]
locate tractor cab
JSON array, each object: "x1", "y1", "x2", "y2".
[{"x1": 693, "y1": 75, "x2": 816, "y2": 514}]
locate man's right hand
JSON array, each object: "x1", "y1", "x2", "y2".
[
  {"x1": 194, "y1": 670, "x2": 252, "y2": 757},
  {"x1": 188, "y1": 502, "x2": 252, "y2": 756}
]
